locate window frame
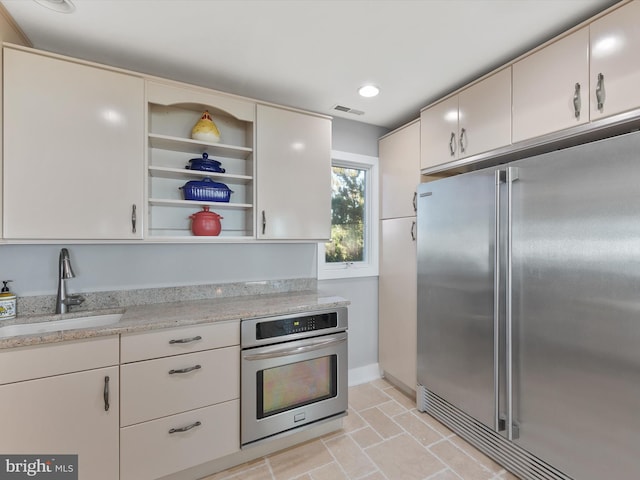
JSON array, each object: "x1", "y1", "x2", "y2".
[{"x1": 317, "y1": 150, "x2": 379, "y2": 280}]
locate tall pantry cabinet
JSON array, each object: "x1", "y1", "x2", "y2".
[{"x1": 378, "y1": 119, "x2": 420, "y2": 393}]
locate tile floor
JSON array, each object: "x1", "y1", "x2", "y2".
[{"x1": 204, "y1": 378, "x2": 520, "y2": 480}]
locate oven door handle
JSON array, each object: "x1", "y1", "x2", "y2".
[{"x1": 242, "y1": 335, "x2": 346, "y2": 361}]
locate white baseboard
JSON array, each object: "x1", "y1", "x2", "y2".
[{"x1": 348, "y1": 363, "x2": 381, "y2": 386}]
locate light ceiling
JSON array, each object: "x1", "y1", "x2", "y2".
[{"x1": 0, "y1": 0, "x2": 621, "y2": 130}]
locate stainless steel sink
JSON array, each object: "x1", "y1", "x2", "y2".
[{"x1": 0, "y1": 313, "x2": 123, "y2": 338}]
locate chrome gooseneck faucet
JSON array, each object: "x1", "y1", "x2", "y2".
[{"x1": 56, "y1": 248, "x2": 85, "y2": 314}]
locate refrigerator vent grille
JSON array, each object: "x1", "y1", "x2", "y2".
[{"x1": 417, "y1": 386, "x2": 574, "y2": 480}]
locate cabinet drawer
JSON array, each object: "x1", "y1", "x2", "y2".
[
  {"x1": 0, "y1": 336, "x2": 119, "y2": 385},
  {"x1": 121, "y1": 346, "x2": 239, "y2": 426},
  {"x1": 120, "y1": 399, "x2": 239, "y2": 480},
  {"x1": 120, "y1": 320, "x2": 239, "y2": 363}
]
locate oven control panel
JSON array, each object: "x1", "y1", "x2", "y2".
[{"x1": 256, "y1": 312, "x2": 338, "y2": 340}]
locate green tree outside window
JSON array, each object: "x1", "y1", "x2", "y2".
[{"x1": 325, "y1": 165, "x2": 366, "y2": 263}]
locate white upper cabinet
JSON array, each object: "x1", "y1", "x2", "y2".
[
  {"x1": 3, "y1": 47, "x2": 144, "y2": 239},
  {"x1": 420, "y1": 96, "x2": 459, "y2": 170},
  {"x1": 458, "y1": 67, "x2": 512, "y2": 158},
  {"x1": 590, "y1": 0, "x2": 640, "y2": 120},
  {"x1": 421, "y1": 68, "x2": 511, "y2": 170},
  {"x1": 379, "y1": 120, "x2": 421, "y2": 220},
  {"x1": 512, "y1": 28, "x2": 589, "y2": 142},
  {"x1": 256, "y1": 104, "x2": 331, "y2": 240}
]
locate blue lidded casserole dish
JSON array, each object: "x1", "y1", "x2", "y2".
[
  {"x1": 180, "y1": 177, "x2": 233, "y2": 202},
  {"x1": 185, "y1": 152, "x2": 226, "y2": 173}
]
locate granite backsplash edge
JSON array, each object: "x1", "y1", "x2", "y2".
[{"x1": 16, "y1": 278, "x2": 317, "y2": 317}]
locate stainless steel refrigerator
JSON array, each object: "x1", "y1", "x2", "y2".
[{"x1": 416, "y1": 130, "x2": 640, "y2": 480}]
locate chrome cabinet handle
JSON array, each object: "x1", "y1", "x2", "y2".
[
  {"x1": 131, "y1": 204, "x2": 137, "y2": 234},
  {"x1": 103, "y1": 376, "x2": 110, "y2": 412},
  {"x1": 410, "y1": 221, "x2": 416, "y2": 241},
  {"x1": 449, "y1": 132, "x2": 456, "y2": 156},
  {"x1": 459, "y1": 128, "x2": 466, "y2": 154},
  {"x1": 169, "y1": 421, "x2": 201, "y2": 434},
  {"x1": 261, "y1": 210, "x2": 266, "y2": 235},
  {"x1": 596, "y1": 73, "x2": 605, "y2": 112},
  {"x1": 573, "y1": 83, "x2": 581, "y2": 119},
  {"x1": 168, "y1": 335, "x2": 202, "y2": 345},
  {"x1": 412, "y1": 191, "x2": 417, "y2": 213},
  {"x1": 169, "y1": 364, "x2": 202, "y2": 375}
]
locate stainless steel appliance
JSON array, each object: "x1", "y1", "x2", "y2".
[
  {"x1": 417, "y1": 130, "x2": 640, "y2": 480},
  {"x1": 241, "y1": 307, "x2": 348, "y2": 446}
]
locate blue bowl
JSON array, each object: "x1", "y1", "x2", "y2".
[{"x1": 185, "y1": 153, "x2": 225, "y2": 173}]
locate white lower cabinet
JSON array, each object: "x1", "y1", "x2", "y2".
[
  {"x1": 120, "y1": 400, "x2": 239, "y2": 480},
  {"x1": 0, "y1": 341, "x2": 119, "y2": 480},
  {"x1": 379, "y1": 216, "x2": 417, "y2": 391},
  {"x1": 120, "y1": 321, "x2": 240, "y2": 479}
]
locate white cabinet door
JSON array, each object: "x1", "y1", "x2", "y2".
[
  {"x1": 0, "y1": 366, "x2": 119, "y2": 480},
  {"x1": 256, "y1": 104, "x2": 331, "y2": 240},
  {"x1": 3, "y1": 48, "x2": 144, "y2": 239},
  {"x1": 380, "y1": 120, "x2": 421, "y2": 220},
  {"x1": 458, "y1": 68, "x2": 512, "y2": 157},
  {"x1": 379, "y1": 216, "x2": 417, "y2": 391},
  {"x1": 590, "y1": 0, "x2": 640, "y2": 120},
  {"x1": 513, "y1": 28, "x2": 589, "y2": 142},
  {"x1": 420, "y1": 96, "x2": 459, "y2": 170}
]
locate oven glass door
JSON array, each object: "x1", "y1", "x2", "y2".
[
  {"x1": 241, "y1": 331, "x2": 348, "y2": 446},
  {"x1": 258, "y1": 354, "x2": 337, "y2": 418}
]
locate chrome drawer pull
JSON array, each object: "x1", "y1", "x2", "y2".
[
  {"x1": 169, "y1": 365, "x2": 201, "y2": 375},
  {"x1": 169, "y1": 421, "x2": 201, "y2": 434},
  {"x1": 168, "y1": 335, "x2": 202, "y2": 345}
]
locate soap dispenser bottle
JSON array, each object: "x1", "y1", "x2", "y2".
[{"x1": 0, "y1": 280, "x2": 16, "y2": 319}]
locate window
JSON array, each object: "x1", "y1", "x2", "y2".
[{"x1": 317, "y1": 150, "x2": 379, "y2": 279}]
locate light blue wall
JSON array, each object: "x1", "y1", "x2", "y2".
[
  {"x1": 0, "y1": 243, "x2": 317, "y2": 296},
  {"x1": 332, "y1": 117, "x2": 388, "y2": 157}
]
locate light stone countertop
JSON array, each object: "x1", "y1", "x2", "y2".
[{"x1": 0, "y1": 290, "x2": 349, "y2": 350}]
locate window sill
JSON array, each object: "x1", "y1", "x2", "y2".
[{"x1": 317, "y1": 264, "x2": 379, "y2": 280}]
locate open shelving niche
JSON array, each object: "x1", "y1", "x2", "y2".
[{"x1": 146, "y1": 90, "x2": 255, "y2": 241}]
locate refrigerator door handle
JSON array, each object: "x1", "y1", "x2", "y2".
[
  {"x1": 506, "y1": 166, "x2": 519, "y2": 441},
  {"x1": 494, "y1": 169, "x2": 504, "y2": 432}
]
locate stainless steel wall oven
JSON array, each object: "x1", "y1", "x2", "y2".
[{"x1": 241, "y1": 307, "x2": 348, "y2": 446}]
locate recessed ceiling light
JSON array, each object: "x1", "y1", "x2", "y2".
[
  {"x1": 33, "y1": 0, "x2": 76, "y2": 13},
  {"x1": 358, "y1": 85, "x2": 380, "y2": 98}
]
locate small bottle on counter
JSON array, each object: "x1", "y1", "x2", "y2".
[{"x1": 0, "y1": 280, "x2": 16, "y2": 319}]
